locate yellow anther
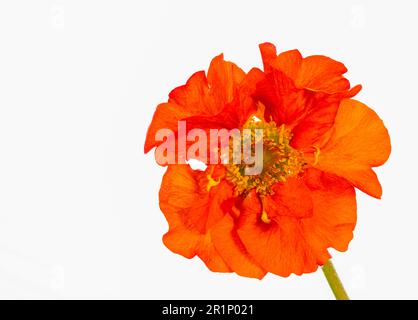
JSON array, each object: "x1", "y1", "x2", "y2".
[
  {"x1": 279, "y1": 124, "x2": 285, "y2": 144},
  {"x1": 225, "y1": 121, "x2": 305, "y2": 196},
  {"x1": 261, "y1": 211, "x2": 271, "y2": 224},
  {"x1": 206, "y1": 174, "x2": 221, "y2": 192},
  {"x1": 313, "y1": 146, "x2": 321, "y2": 166}
]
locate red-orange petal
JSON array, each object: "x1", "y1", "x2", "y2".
[
  {"x1": 159, "y1": 165, "x2": 233, "y2": 272},
  {"x1": 301, "y1": 168, "x2": 357, "y2": 255},
  {"x1": 206, "y1": 54, "x2": 246, "y2": 108},
  {"x1": 254, "y1": 68, "x2": 308, "y2": 125},
  {"x1": 183, "y1": 67, "x2": 264, "y2": 132},
  {"x1": 259, "y1": 42, "x2": 303, "y2": 79},
  {"x1": 259, "y1": 42, "x2": 278, "y2": 72},
  {"x1": 256, "y1": 43, "x2": 361, "y2": 143},
  {"x1": 211, "y1": 214, "x2": 266, "y2": 279},
  {"x1": 290, "y1": 84, "x2": 362, "y2": 150},
  {"x1": 315, "y1": 99, "x2": 391, "y2": 198},
  {"x1": 259, "y1": 42, "x2": 354, "y2": 94},
  {"x1": 295, "y1": 55, "x2": 350, "y2": 94},
  {"x1": 275, "y1": 49, "x2": 302, "y2": 80},
  {"x1": 263, "y1": 177, "x2": 313, "y2": 219},
  {"x1": 144, "y1": 102, "x2": 190, "y2": 153},
  {"x1": 160, "y1": 164, "x2": 268, "y2": 277},
  {"x1": 236, "y1": 190, "x2": 318, "y2": 277},
  {"x1": 168, "y1": 71, "x2": 213, "y2": 114},
  {"x1": 145, "y1": 55, "x2": 246, "y2": 154},
  {"x1": 236, "y1": 169, "x2": 356, "y2": 277}
]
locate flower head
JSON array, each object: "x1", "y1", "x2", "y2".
[{"x1": 144, "y1": 43, "x2": 391, "y2": 278}]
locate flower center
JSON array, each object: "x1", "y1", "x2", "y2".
[{"x1": 225, "y1": 118, "x2": 305, "y2": 195}]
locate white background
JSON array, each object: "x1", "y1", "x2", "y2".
[{"x1": 0, "y1": 0, "x2": 417, "y2": 299}]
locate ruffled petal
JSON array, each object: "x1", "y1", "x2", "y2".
[
  {"x1": 256, "y1": 43, "x2": 361, "y2": 140},
  {"x1": 168, "y1": 71, "x2": 213, "y2": 114},
  {"x1": 290, "y1": 85, "x2": 362, "y2": 150},
  {"x1": 236, "y1": 190, "x2": 317, "y2": 277},
  {"x1": 160, "y1": 164, "x2": 268, "y2": 277},
  {"x1": 255, "y1": 72, "x2": 360, "y2": 140},
  {"x1": 275, "y1": 49, "x2": 303, "y2": 80},
  {"x1": 159, "y1": 165, "x2": 233, "y2": 272},
  {"x1": 236, "y1": 169, "x2": 357, "y2": 277},
  {"x1": 169, "y1": 55, "x2": 245, "y2": 115},
  {"x1": 259, "y1": 43, "x2": 278, "y2": 72},
  {"x1": 259, "y1": 42, "x2": 354, "y2": 94},
  {"x1": 254, "y1": 68, "x2": 309, "y2": 125},
  {"x1": 295, "y1": 55, "x2": 350, "y2": 94},
  {"x1": 314, "y1": 99, "x2": 391, "y2": 198},
  {"x1": 211, "y1": 213, "x2": 266, "y2": 279},
  {"x1": 263, "y1": 177, "x2": 313, "y2": 219},
  {"x1": 144, "y1": 102, "x2": 190, "y2": 153},
  {"x1": 145, "y1": 55, "x2": 246, "y2": 154},
  {"x1": 183, "y1": 68, "x2": 264, "y2": 131},
  {"x1": 206, "y1": 54, "x2": 246, "y2": 108},
  {"x1": 302, "y1": 168, "x2": 357, "y2": 255}
]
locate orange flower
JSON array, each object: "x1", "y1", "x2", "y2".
[{"x1": 144, "y1": 43, "x2": 391, "y2": 279}]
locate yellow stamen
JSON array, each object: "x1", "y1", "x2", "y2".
[
  {"x1": 279, "y1": 124, "x2": 285, "y2": 144},
  {"x1": 261, "y1": 211, "x2": 271, "y2": 224},
  {"x1": 313, "y1": 146, "x2": 321, "y2": 166},
  {"x1": 225, "y1": 120, "x2": 305, "y2": 196},
  {"x1": 206, "y1": 174, "x2": 221, "y2": 192}
]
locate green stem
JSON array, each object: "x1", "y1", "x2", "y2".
[{"x1": 321, "y1": 260, "x2": 349, "y2": 300}]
